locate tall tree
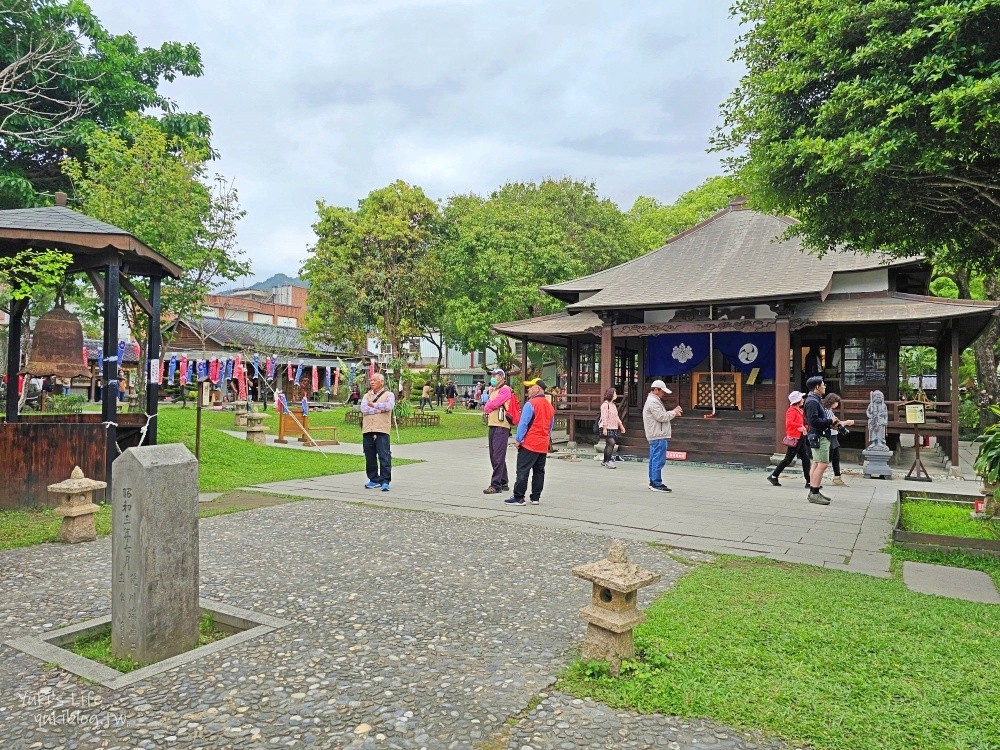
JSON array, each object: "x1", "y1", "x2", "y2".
[
  {"x1": 437, "y1": 178, "x2": 642, "y2": 364},
  {"x1": 713, "y1": 0, "x2": 1000, "y2": 272},
  {"x1": 627, "y1": 175, "x2": 743, "y2": 252},
  {"x1": 61, "y1": 115, "x2": 251, "y2": 391},
  {"x1": 0, "y1": 0, "x2": 209, "y2": 208},
  {"x1": 302, "y1": 180, "x2": 441, "y2": 360}
]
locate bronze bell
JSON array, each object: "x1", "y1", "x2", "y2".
[{"x1": 25, "y1": 305, "x2": 92, "y2": 379}]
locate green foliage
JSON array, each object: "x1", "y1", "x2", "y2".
[
  {"x1": 714, "y1": 0, "x2": 1000, "y2": 271},
  {"x1": 959, "y1": 398, "x2": 980, "y2": 431},
  {"x1": 437, "y1": 178, "x2": 642, "y2": 355},
  {"x1": 560, "y1": 556, "x2": 1000, "y2": 750},
  {"x1": 0, "y1": 0, "x2": 209, "y2": 208},
  {"x1": 899, "y1": 499, "x2": 999, "y2": 539},
  {"x1": 42, "y1": 393, "x2": 85, "y2": 413},
  {"x1": 626, "y1": 176, "x2": 743, "y2": 252},
  {"x1": 62, "y1": 115, "x2": 250, "y2": 347},
  {"x1": 0, "y1": 248, "x2": 71, "y2": 300},
  {"x1": 973, "y1": 404, "x2": 1000, "y2": 491},
  {"x1": 302, "y1": 180, "x2": 440, "y2": 358}
]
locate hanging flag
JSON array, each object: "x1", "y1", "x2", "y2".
[
  {"x1": 349, "y1": 364, "x2": 355, "y2": 389},
  {"x1": 276, "y1": 392, "x2": 288, "y2": 413},
  {"x1": 287, "y1": 363, "x2": 294, "y2": 381},
  {"x1": 311, "y1": 365, "x2": 319, "y2": 394},
  {"x1": 252, "y1": 354, "x2": 260, "y2": 379},
  {"x1": 368, "y1": 358, "x2": 376, "y2": 380},
  {"x1": 236, "y1": 355, "x2": 247, "y2": 400},
  {"x1": 301, "y1": 395, "x2": 309, "y2": 416},
  {"x1": 97, "y1": 347, "x2": 103, "y2": 367},
  {"x1": 333, "y1": 367, "x2": 340, "y2": 394},
  {"x1": 179, "y1": 355, "x2": 188, "y2": 384},
  {"x1": 116, "y1": 340, "x2": 125, "y2": 368},
  {"x1": 295, "y1": 362, "x2": 304, "y2": 386},
  {"x1": 197, "y1": 359, "x2": 208, "y2": 381},
  {"x1": 265, "y1": 355, "x2": 274, "y2": 380},
  {"x1": 82, "y1": 345, "x2": 89, "y2": 367},
  {"x1": 224, "y1": 358, "x2": 234, "y2": 381},
  {"x1": 209, "y1": 358, "x2": 219, "y2": 384},
  {"x1": 167, "y1": 355, "x2": 177, "y2": 385},
  {"x1": 324, "y1": 366, "x2": 332, "y2": 392},
  {"x1": 132, "y1": 341, "x2": 141, "y2": 360}
]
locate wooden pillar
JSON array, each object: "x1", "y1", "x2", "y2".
[
  {"x1": 145, "y1": 275, "x2": 161, "y2": 444},
  {"x1": 5, "y1": 298, "x2": 27, "y2": 422},
  {"x1": 520, "y1": 337, "x2": 528, "y2": 385},
  {"x1": 102, "y1": 262, "x2": 120, "y2": 491},
  {"x1": 950, "y1": 327, "x2": 960, "y2": 468},
  {"x1": 790, "y1": 331, "x2": 802, "y2": 393},
  {"x1": 774, "y1": 318, "x2": 791, "y2": 453},
  {"x1": 886, "y1": 329, "x2": 900, "y2": 401},
  {"x1": 599, "y1": 316, "x2": 614, "y2": 398}
]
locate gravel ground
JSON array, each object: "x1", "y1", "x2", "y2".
[{"x1": 0, "y1": 497, "x2": 792, "y2": 750}]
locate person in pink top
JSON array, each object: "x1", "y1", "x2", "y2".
[
  {"x1": 599, "y1": 387, "x2": 626, "y2": 468},
  {"x1": 482, "y1": 368, "x2": 513, "y2": 494}
]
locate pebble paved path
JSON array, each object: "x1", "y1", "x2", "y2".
[{"x1": 1, "y1": 498, "x2": 792, "y2": 750}]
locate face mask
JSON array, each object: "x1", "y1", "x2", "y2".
[{"x1": 489, "y1": 377, "x2": 498, "y2": 386}]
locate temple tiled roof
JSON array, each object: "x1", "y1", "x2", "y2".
[{"x1": 543, "y1": 205, "x2": 919, "y2": 311}]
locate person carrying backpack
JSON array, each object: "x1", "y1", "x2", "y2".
[
  {"x1": 482, "y1": 368, "x2": 512, "y2": 494},
  {"x1": 599, "y1": 387, "x2": 626, "y2": 468}
]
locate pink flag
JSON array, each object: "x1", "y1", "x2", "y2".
[
  {"x1": 179, "y1": 355, "x2": 188, "y2": 384},
  {"x1": 82, "y1": 346, "x2": 89, "y2": 366},
  {"x1": 235, "y1": 355, "x2": 247, "y2": 400},
  {"x1": 132, "y1": 341, "x2": 141, "y2": 360},
  {"x1": 287, "y1": 363, "x2": 294, "y2": 380},
  {"x1": 333, "y1": 367, "x2": 340, "y2": 394},
  {"x1": 369, "y1": 358, "x2": 376, "y2": 380},
  {"x1": 311, "y1": 365, "x2": 319, "y2": 394}
]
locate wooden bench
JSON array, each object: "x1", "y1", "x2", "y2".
[{"x1": 276, "y1": 406, "x2": 339, "y2": 446}]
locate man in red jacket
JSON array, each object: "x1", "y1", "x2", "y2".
[{"x1": 505, "y1": 378, "x2": 555, "y2": 506}]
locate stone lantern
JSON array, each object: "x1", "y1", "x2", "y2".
[
  {"x1": 572, "y1": 539, "x2": 660, "y2": 674},
  {"x1": 234, "y1": 400, "x2": 248, "y2": 427},
  {"x1": 245, "y1": 411, "x2": 266, "y2": 444},
  {"x1": 48, "y1": 466, "x2": 106, "y2": 544}
]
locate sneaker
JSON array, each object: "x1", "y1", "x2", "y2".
[
  {"x1": 767, "y1": 474, "x2": 780, "y2": 487},
  {"x1": 381, "y1": 482, "x2": 390, "y2": 492},
  {"x1": 504, "y1": 496, "x2": 526, "y2": 506},
  {"x1": 807, "y1": 490, "x2": 831, "y2": 505},
  {"x1": 483, "y1": 486, "x2": 500, "y2": 494},
  {"x1": 501, "y1": 484, "x2": 510, "y2": 491},
  {"x1": 530, "y1": 498, "x2": 540, "y2": 505},
  {"x1": 649, "y1": 483, "x2": 672, "y2": 492},
  {"x1": 831, "y1": 476, "x2": 847, "y2": 486},
  {"x1": 365, "y1": 481, "x2": 380, "y2": 489}
]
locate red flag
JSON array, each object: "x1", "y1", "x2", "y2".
[
  {"x1": 333, "y1": 367, "x2": 340, "y2": 393},
  {"x1": 179, "y1": 355, "x2": 188, "y2": 384},
  {"x1": 82, "y1": 346, "x2": 88, "y2": 366},
  {"x1": 311, "y1": 365, "x2": 319, "y2": 394},
  {"x1": 235, "y1": 355, "x2": 247, "y2": 400}
]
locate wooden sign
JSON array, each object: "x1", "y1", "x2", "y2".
[
  {"x1": 905, "y1": 403, "x2": 926, "y2": 425},
  {"x1": 746, "y1": 367, "x2": 760, "y2": 386}
]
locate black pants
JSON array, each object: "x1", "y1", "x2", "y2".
[
  {"x1": 363, "y1": 431, "x2": 392, "y2": 483},
  {"x1": 830, "y1": 444, "x2": 841, "y2": 476},
  {"x1": 602, "y1": 429, "x2": 618, "y2": 463},
  {"x1": 512, "y1": 447, "x2": 547, "y2": 502},
  {"x1": 772, "y1": 438, "x2": 811, "y2": 481}
]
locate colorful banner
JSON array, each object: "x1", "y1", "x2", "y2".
[
  {"x1": 713, "y1": 332, "x2": 776, "y2": 378},
  {"x1": 252, "y1": 354, "x2": 260, "y2": 379},
  {"x1": 116, "y1": 340, "x2": 125, "y2": 368},
  {"x1": 167, "y1": 355, "x2": 177, "y2": 385},
  {"x1": 179, "y1": 355, "x2": 188, "y2": 385},
  {"x1": 311, "y1": 365, "x2": 319, "y2": 394},
  {"x1": 324, "y1": 366, "x2": 332, "y2": 392}
]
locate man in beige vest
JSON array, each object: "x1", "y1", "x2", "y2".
[{"x1": 360, "y1": 372, "x2": 395, "y2": 491}]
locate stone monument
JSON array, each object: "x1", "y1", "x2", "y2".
[
  {"x1": 112, "y1": 444, "x2": 200, "y2": 665},
  {"x1": 245, "y1": 410, "x2": 266, "y2": 444},
  {"x1": 572, "y1": 540, "x2": 660, "y2": 675},
  {"x1": 863, "y1": 390, "x2": 893, "y2": 478},
  {"x1": 48, "y1": 466, "x2": 105, "y2": 543}
]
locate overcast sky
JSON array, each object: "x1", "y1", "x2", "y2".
[{"x1": 85, "y1": 0, "x2": 744, "y2": 285}]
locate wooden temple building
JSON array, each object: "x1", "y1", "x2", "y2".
[
  {"x1": 494, "y1": 200, "x2": 1000, "y2": 469},
  {"x1": 1, "y1": 198, "x2": 178, "y2": 508}
]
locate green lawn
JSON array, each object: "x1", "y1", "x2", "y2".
[
  {"x1": 899, "y1": 499, "x2": 999, "y2": 540},
  {"x1": 560, "y1": 556, "x2": 1000, "y2": 750}
]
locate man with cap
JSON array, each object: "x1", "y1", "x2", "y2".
[
  {"x1": 505, "y1": 378, "x2": 555, "y2": 506},
  {"x1": 767, "y1": 390, "x2": 811, "y2": 487},
  {"x1": 642, "y1": 379, "x2": 683, "y2": 492},
  {"x1": 482, "y1": 368, "x2": 513, "y2": 494}
]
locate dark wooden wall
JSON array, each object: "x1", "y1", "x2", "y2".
[{"x1": 0, "y1": 414, "x2": 148, "y2": 508}]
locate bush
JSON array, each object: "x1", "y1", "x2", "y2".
[
  {"x1": 959, "y1": 398, "x2": 980, "y2": 432},
  {"x1": 42, "y1": 394, "x2": 85, "y2": 413}
]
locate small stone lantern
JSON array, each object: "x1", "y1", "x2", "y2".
[
  {"x1": 234, "y1": 400, "x2": 248, "y2": 427},
  {"x1": 572, "y1": 539, "x2": 660, "y2": 674},
  {"x1": 245, "y1": 410, "x2": 266, "y2": 444},
  {"x1": 48, "y1": 466, "x2": 106, "y2": 544}
]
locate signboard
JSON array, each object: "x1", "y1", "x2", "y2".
[
  {"x1": 666, "y1": 450, "x2": 688, "y2": 461},
  {"x1": 746, "y1": 367, "x2": 760, "y2": 386},
  {"x1": 199, "y1": 380, "x2": 212, "y2": 408},
  {"x1": 905, "y1": 403, "x2": 926, "y2": 425}
]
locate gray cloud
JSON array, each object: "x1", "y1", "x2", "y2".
[{"x1": 85, "y1": 0, "x2": 744, "y2": 282}]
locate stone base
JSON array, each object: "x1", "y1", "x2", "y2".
[
  {"x1": 863, "y1": 446, "x2": 894, "y2": 479},
  {"x1": 235, "y1": 414, "x2": 248, "y2": 427},
  {"x1": 580, "y1": 623, "x2": 634, "y2": 676},
  {"x1": 58, "y1": 513, "x2": 97, "y2": 543},
  {"x1": 246, "y1": 429, "x2": 266, "y2": 444}
]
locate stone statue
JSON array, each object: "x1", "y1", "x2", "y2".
[{"x1": 866, "y1": 390, "x2": 889, "y2": 449}]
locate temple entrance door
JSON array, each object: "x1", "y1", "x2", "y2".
[{"x1": 615, "y1": 347, "x2": 639, "y2": 407}]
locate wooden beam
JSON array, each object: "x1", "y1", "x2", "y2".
[
  {"x1": 774, "y1": 317, "x2": 791, "y2": 453},
  {"x1": 85, "y1": 269, "x2": 105, "y2": 299},
  {"x1": 119, "y1": 273, "x2": 154, "y2": 318},
  {"x1": 950, "y1": 327, "x2": 960, "y2": 468},
  {"x1": 5, "y1": 297, "x2": 28, "y2": 422},
  {"x1": 599, "y1": 317, "x2": 614, "y2": 401}
]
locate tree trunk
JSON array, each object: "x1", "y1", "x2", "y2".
[{"x1": 975, "y1": 276, "x2": 1000, "y2": 428}]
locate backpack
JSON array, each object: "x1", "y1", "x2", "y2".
[
  {"x1": 505, "y1": 391, "x2": 522, "y2": 425},
  {"x1": 593, "y1": 414, "x2": 601, "y2": 434}
]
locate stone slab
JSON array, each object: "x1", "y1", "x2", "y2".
[{"x1": 903, "y1": 561, "x2": 1000, "y2": 603}]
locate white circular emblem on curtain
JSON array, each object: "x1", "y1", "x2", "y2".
[
  {"x1": 738, "y1": 343, "x2": 759, "y2": 364},
  {"x1": 672, "y1": 343, "x2": 694, "y2": 363}
]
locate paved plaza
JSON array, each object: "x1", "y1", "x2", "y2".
[{"x1": 0, "y1": 435, "x2": 990, "y2": 749}]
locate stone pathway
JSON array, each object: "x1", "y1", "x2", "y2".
[{"x1": 902, "y1": 561, "x2": 1000, "y2": 604}]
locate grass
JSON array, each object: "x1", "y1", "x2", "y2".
[
  {"x1": 559, "y1": 556, "x2": 1000, "y2": 750},
  {"x1": 899, "y1": 499, "x2": 999, "y2": 540},
  {"x1": 66, "y1": 613, "x2": 228, "y2": 672},
  {"x1": 267, "y1": 403, "x2": 489, "y2": 444},
  {"x1": 0, "y1": 492, "x2": 306, "y2": 551}
]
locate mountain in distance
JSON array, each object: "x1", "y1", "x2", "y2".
[{"x1": 218, "y1": 273, "x2": 309, "y2": 295}]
